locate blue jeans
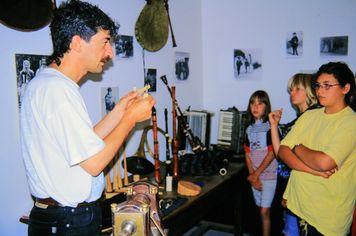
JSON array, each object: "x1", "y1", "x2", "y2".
[
  {"x1": 283, "y1": 210, "x2": 299, "y2": 236},
  {"x1": 28, "y1": 201, "x2": 102, "y2": 236},
  {"x1": 298, "y1": 218, "x2": 323, "y2": 236}
]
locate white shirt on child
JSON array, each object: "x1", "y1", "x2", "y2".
[{"x1": 244, "y1": 120, "x2": 277, "y2": 180}]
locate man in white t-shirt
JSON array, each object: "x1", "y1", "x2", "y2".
[{"x1": 20, "y1": 1, "x2": 155, "y2": 235}]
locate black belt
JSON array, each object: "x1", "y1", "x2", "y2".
[{"x1": 35, "y1": 197, "x2": 98, "y2": 208}]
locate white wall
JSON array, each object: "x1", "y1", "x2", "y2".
[
  {"x1": 0, "y1": 0, "x2": 202, "y2": 235},
  {"x1": 201, "y1": 0, "x2": 356, "y2": 143}
]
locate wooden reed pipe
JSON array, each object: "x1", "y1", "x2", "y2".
[
  {"x1": 159, "y1": 75, "x2": 205, "y2": 153},
  {"x1": 152, "y1": 106, "x2": 161, "y2": 184},
  {"x1": 113, "y1": 154, "x2": 119, "y2": 191},
  {"x1": 171, "y1": 86, "x2": 179, "y2": 179},
  {"x1": 122, "y1": 142, "x2": 129, "y2": 186},
  {"x1": 105, "y1": 164, "x2": 113, "y2": 193},
  {"x1": 164, "y1": 108, "x2": 170, "y2": 161},
  {"x1": 164, "y1": 0, "x2": 177, "y2": 47},
  {"x1": 117, "y1": 154, "x2": 123, "y2": 189}
]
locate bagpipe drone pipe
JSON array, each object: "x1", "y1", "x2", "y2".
[{"x1": 160, "y1": 75, "x2": 233, "y2": 177}]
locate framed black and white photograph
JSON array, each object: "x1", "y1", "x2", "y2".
[
  {"x1": 175, "y1": 51, "x2": 190, "y2": 81},
  {"x1": 233, "y1": 48, "x2": 262, "y2": 79},
  {"x1": 101, "y1": 86, "x2": 119, "y2": 118},
  {"x1": 286, "y1": 31, "x2": 303, "y2": 57},
  {"x1": 115, "y1": 35, "x2": 133, "y2": 58},
  {"x1": 144, "y1": 68, "x2": 157, "y2": 92},
  {"x1": 320, "y1": 36, "x2": 348, "y2": 56},
  {"x1": 15, "y1": 53, "x2": 49, "y2": 108}
]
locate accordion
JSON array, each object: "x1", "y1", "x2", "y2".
[{"x1": 217, "y1": 107, "x2": 247, "y2": 154}]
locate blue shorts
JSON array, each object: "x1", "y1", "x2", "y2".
[{"x1": 251, "y1": 179, "x2": 277, "y2": 208}]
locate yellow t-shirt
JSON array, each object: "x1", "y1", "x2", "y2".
[{"x1": 281, "y1": 106, "x2": 356, "y2": 236}]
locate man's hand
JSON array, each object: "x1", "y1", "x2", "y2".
[
  {"x1": 94, "y1": 91, "x2": 140, "y2": 139},
  {"x1": 115, "y1": 91, "x2": 138, "y2": 112},
  {"x1": 124, "y1": 95, "x2": 156, "y2": 123}
]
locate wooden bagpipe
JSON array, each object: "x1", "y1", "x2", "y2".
[
  {"x1": 160, "y1": 75, "x2": 231, "y2": 177},
  {"x1": 135, "y1": 0, "x2": 176, "y2": 52},
  {"x1": 124, "y1": 124, "x2": 168, "y2": 183}
]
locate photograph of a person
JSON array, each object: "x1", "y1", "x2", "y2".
[
  {"x1": 175, "y1": 51, "x2": 190, "y2": 81},
  {"x1": 115, "y1": 35, "x2": 133, "y2": 58},
  {"x1": 233, "y1": 48, "x2": 262, "y2": 79},
  {"x1": 286, "y1": 31, "x2": 303, "y2": 57},
  {"x1": 320, "y1": 36, "x2": 348, "y2": 56},
  {"x1": 144, "y1": 68, "x2": 157, "y2": 92},
  {"x1": 15, "y1": 54, "x2": 49, "y2": 108},
  {"x1": 101, "y1": 86, "x2": 119, "y2": 118}
]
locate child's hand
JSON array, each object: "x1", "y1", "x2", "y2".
[
  {"x1": 313, "y1": 167, "x2": 338, "y2": 178},
  {"x1": 251, "y1": 178, "x2": 262, "y2": 191},
  {"x1": 248, "y1": 174, "x2": 262, "y2": 191},
  {"x1": 268, "y1": 109, "x2": 283, "y2": 126},
  {"x1": 324, "y1": 167, "x2": 338, "y2": 177},
  {"x1": 282, "y1": 198, "x2": 287, "y2": 208},
  {"x1": 247, "y1": 172, "x2": 259, "y2": 183}
]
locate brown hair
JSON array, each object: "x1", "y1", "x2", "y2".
[{"x1": 246, "y1": 90, "x2": 272, "y2": 125}]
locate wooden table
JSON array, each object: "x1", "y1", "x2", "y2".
[
  {"x1": 161, "y1": 161, "x2": 245, "y2": 236},
  {"x1": 100, "y1": 160, "x2": 246, "y2": 235}
]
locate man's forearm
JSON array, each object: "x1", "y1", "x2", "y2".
[
  {"x1": 294, "y1": 144, "x2": 337, "y2": 171},
  {"x1": 94, "y1": 107, "x2": 124, "y2": 138},
  {"x1": 80, "y1": 115, "x2": 136, "y2": 176}
]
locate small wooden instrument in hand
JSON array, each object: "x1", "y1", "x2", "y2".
[{"x1": 134, "y1": 84, "x2": 151, "y2": 96}]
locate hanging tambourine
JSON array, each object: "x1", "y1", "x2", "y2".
[
  {"x1": 135, "y1": 0, "x2": 177, "y2": 52},
  {"x1": 0, "y1": 0, "x2": 55, "y2": 31}
]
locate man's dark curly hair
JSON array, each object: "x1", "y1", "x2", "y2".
[{"x1": 49, "y1": 0, "x2": 119, "y2": 66}]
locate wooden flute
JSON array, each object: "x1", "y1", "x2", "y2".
[
  {"x1": 151, "y1": 106, "x2": 161, "y2": 184},
  {"x1": 164, "y1": 108, "x2": 170, "y2": 161},
  {"x1": 171, "y1": 86, "x2": 180, "y2": 179}
]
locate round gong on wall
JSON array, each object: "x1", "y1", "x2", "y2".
[{"x1": 0, "y1": 0, "x2": 55, "y2": 31}]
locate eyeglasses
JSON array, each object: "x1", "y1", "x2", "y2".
[{"x1": 313, "y1": 83, "x2": 340, "y2": 90}]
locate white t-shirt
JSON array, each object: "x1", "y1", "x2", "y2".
[{"x1": 20, "y1": 67, "x2": 105, "y2": 207}]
